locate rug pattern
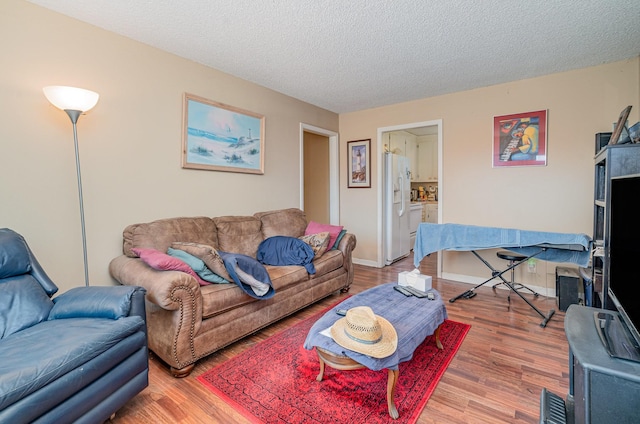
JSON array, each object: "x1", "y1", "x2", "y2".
[{"x1": 199, "y1": 309, "x2": 470, "y2": 424}]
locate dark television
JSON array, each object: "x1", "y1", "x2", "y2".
[{"x1": 599, "y1": 174, "x2": 640, "y2": 362}]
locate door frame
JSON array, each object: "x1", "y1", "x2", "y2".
[
  {"x1": 299, "y1": 123, "x2": 340, "y2": 225},
  {"x1": 377, "y1": 119, "x2": 443, "y2": 270}
]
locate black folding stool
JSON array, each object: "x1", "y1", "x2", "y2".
[{"x1": 494, "y1": 250, "x2": 540, "y2": 303}]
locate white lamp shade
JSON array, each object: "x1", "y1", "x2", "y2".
[{"x1": 43, "y1": 86, "x2": 99, "y2": 112}]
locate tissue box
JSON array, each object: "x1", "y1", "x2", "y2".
[{"x1": 398, "y1": 271, "x2": 432, "y2": 292}]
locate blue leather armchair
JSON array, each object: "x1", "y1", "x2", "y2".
[{"x1": 0, "y1": 228, "x2": 148, "y2": 423}]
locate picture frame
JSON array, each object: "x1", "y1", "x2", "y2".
[
  {"x1": 182, "y1": 93, "x2": 265, "y2": 174},
  {"x1": 493, "y1": 110, "x2": 547, "y2": 167},
  {"x1": 608, "y1": 105, "x2": 632, "y2": 145},
  {"x1": 347, "y1": 139, "x2": 371, "y2": 188}
]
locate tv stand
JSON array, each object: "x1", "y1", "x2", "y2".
[{"x1": 540, "y1": 305, "x2": 640, "y2": 424}]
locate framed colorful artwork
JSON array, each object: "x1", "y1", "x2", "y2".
[
  {"x1": 493, "y1": 110, "x2": 547, "y2": 167},
  {"x1": 347, "y1": 139, "x2": 370, "y2": 188},
  {"x1": 182, "y1": 93, "x2": 265, "y2": 174}
]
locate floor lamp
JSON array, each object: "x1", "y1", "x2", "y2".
[{"x1": 43, "y1": 86, "x2": 100, "y2": 287}]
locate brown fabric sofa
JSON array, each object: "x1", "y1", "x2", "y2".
[{"x1": 109, "y1": 208, "x2": 356, "y2": 377}]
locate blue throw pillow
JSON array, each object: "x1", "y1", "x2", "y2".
[
  {"x1": 331, "y1": 229, "x2": 348, "y2": 250},
  {"x1": 167, "y1": 248, "x2": 230, "y2": 284}
]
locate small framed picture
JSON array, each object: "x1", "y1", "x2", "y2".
[
  {"x1": 347, "y1": 139, "x2": 371, "y2": 188},
  {"x1": 609, "y1": 105, "x2": 632, "y2": 145},
  {"x1": 182, "y1": 93, "x2": 265, "y2": 174},
  {"x1": 493, "y1": 110, "x2": 547, "y2": 167}
]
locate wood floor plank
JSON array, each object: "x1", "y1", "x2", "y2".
[{"x1": 110, "y1": 252, "x2": 569, "y2": 423}]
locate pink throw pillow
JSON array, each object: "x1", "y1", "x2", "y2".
[
  {"x1": 305, "y1": 221, "x2": 344, "y2": 250},
  {"x1": 132, "y1": 247, "x2": 210, "y2": 286}
]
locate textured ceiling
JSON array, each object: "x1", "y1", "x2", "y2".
[{"x1": 27, "y1": 0, "x2": 640, "y2": 113}]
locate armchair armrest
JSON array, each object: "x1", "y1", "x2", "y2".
[{"x1": 49, "y1": 286, "x2": 146, "y2": 320}]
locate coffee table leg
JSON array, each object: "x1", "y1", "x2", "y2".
[
  {"x1": 435, "y1": 324, "x2": 443, "y2": 350},
  {"x1": 316, "y1": 356, "x2": 326, "y2": 381},
  {"x1": 387, "y1": 369, "x2": 399, "y2": 419}
]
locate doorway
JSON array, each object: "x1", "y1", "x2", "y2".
[
  {"x1": 300, "y1": 124, "x2": 339, "y2": 225},
  {"x1": 377, "y1": 120, "x2": 442, "y2": 274}
]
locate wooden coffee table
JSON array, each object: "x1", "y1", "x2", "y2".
[{"x1": 303, "y1": 282, "x2": 447, "y2": 419}]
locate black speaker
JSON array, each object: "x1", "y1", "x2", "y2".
[
  {"x1": 556, "y1": 267, "x2": 583, "y2": 312},
  {"x1": 595, "y1": 132, "x2": 612, "y2": 153}
]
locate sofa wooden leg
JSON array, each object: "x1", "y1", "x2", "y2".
[
  {"x1": 170, "y1": 363, "x2": 195, "y2": 378},
  {"x1": 340, "y1": 286, "x2": 351, "y2": 293}
]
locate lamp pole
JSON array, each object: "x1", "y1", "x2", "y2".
[
  {"x1": 43, "y1": 86, "x2": 99, "y2": 287},
  {"x1": 65, "y1": 109, "x2": 89, "y2": 287}
]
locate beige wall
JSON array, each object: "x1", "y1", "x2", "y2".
[
  {"x1": 0, "y1": 0, "x2": 338, "y2": 292},
  {"x1": 3, "y1": 1, "x2": 639, "y2": 295},
  {"x1": 339, "y1": 58, "x2": 640, "y2": 291}
]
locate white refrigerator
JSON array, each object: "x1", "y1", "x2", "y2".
[{"x1": 385, "y1": 153, "x2": 411, "y2": 265}]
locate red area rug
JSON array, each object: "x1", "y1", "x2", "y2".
[{"x1": 198, "y1": 307, "x2": 470, "y2": 424}]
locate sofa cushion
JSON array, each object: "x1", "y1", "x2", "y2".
[
  {"x1": 170, "y1": 242, "x2": 232, "y2": 282},
  {"x1": 255, "y1": 208, "x2": 308, "y2": 239},
  {"x1": 123, "y1": 217, "x2": 218, "y2": 257},
  {"x1": 214, "y1": 216, "x2": 263, "y2": 257},
  {"x1": 305, "y1": 221, "x2": 344, "y2": 250},
  {"x1": 309, "y1": 249, "x2": 344, "y2": 279},
  {"x1": 0, "y1": 317, "x2": 143, "y2": 411},
  {"x1": 167, "y1": 248, "x2": 230, "y2": 284},
  {"x1": 299, "y1": 232, "x2": 331, "y2": 258},
  {"x1": 199, "y1": 283, "x2": 255, "y2": 318},
  {"x1": 132, "y1": 248, "x2": 210, "y2": 286},
  {"x1": 48, "y1": 286, "x2": 134, "y2": 320},
  {"x1": 0, "y1": 276, "x2": 53, "y2": 339},
  {"x1": 264, "y1": 265, "x2": 310, "y2": 290}
]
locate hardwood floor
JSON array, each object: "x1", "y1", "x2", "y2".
[{"x1": 111, "y1": 253, "x2": 569, "y2": 423}]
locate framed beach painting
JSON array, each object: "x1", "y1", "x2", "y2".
[
  {"x1": 182, "y1": 93, "x2": 265, "y2": 174},
  {"x1": 493, "y1": 110, "x2": 547, "y2": 167},
  {"x1": 347, "y1": 139, "x2": 371, "y2": 188}
]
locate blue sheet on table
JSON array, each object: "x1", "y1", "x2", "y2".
[
  {"x1": 304, "y1": 282, "x2": 448, "y2": 371},
  {"x1": 414, "y1": 223, "x2": 592, "y2": 268}
]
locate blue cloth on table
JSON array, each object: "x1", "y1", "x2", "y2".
[
  {"x1": 303, "y1": 282, "x2": 448, "y2": 371},
  {"x1": 256, "y1": 236, "x2": 316, "y2": 274},
  {"x1": 413, "y1": 223, "x2": 592, "y2": 268}
]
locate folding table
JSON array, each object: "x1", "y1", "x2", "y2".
[{"x1": 413, "y1": 223, "x2": 592, "y2": 327}]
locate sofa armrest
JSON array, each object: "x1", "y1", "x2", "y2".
[
  {"x1": 335, "y1": 232, "x2": 357, "y2": 286},
  {"x1": 49, "y1": 286, "x2": 147, "y2": 320},
  {"x1": 109, "y1": 255, "x2": 203, "y2": 312},
  {"x1": 110, "y1": 255, "x2": 203, "y2": 372}
]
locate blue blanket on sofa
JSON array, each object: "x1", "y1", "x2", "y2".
[
  {"x1": 219, "y1": 252, "x2": 275, "y2": 299},
  {"x1": 256, "y1": 236, "x2": 316, "y2": 274}
]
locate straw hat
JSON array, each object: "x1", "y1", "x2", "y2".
[{"x1": 331, "y1": 306, "x2": 398, "y2": 358}]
